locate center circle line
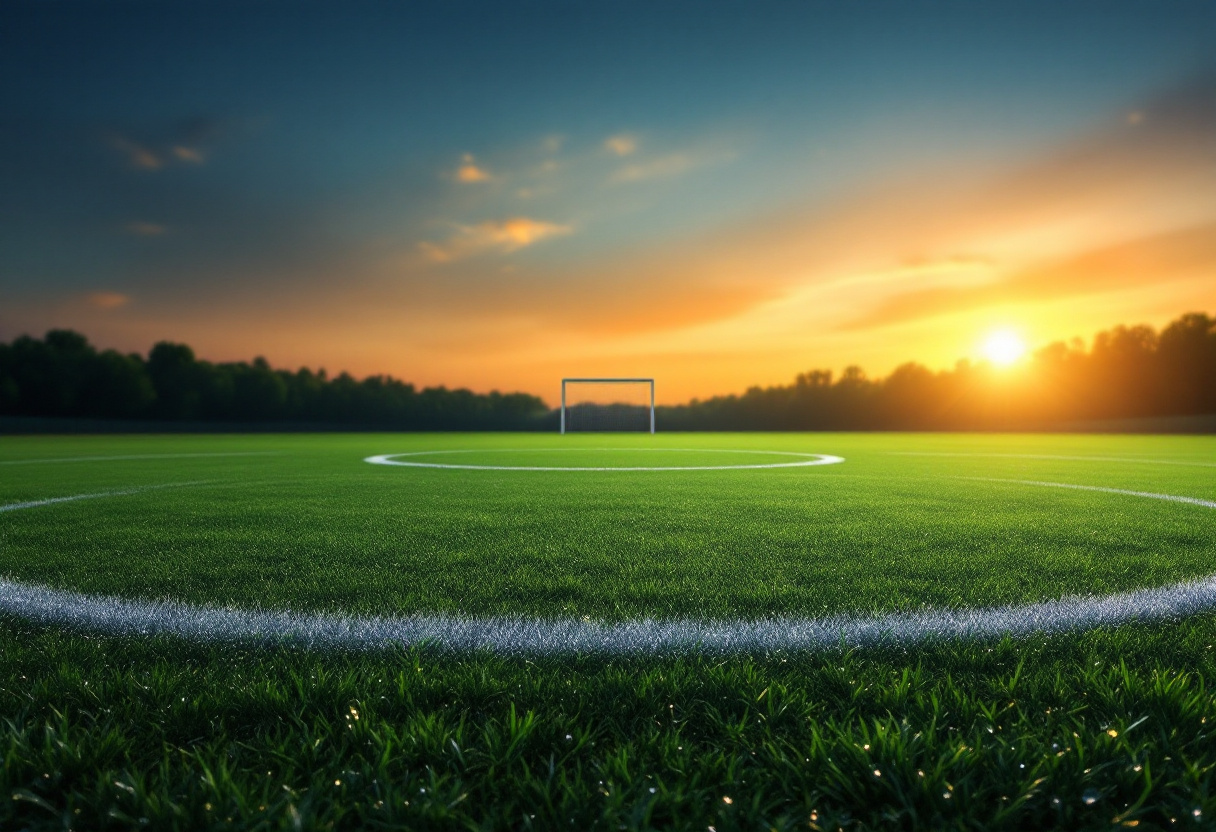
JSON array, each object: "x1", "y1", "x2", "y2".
[{"x1": 363, "y1": 448, "x2": 846, "y2": 471}]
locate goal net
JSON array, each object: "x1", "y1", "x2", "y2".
[{"x1": 561, "y1": 378, "x2": 655, "y2": 433}]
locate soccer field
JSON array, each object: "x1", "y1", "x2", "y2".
[{"x1": 4, "y1": 432, "x2": 1216, "y2": 828}]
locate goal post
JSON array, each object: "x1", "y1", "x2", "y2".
[{"x1": 561, "y1": 378, "x2": 655, "y2": 434}]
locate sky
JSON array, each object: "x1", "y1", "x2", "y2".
[{"x1": 2, "y1": 1, "x2": 1215, "y2": 404}]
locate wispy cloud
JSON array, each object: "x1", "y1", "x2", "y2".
[
  {"x1": 604, "y1": 134, "x2": 638, "y2": 156},
  {"x1": 172, "y1": 146, "x2": 205, "y2": 163},
  {"x1": 88, "y1": 291, "x2": 131, "y2": 310},
  {"x1": 455, "y1": 153, "x2": 493, "y2": 183},
  {"x1": 610, "y1": 142, "x2": 737, "y2": 183},
  {"x1": 110, "y1": 135, "x2": 163, "y2": 170},
  {"x1": 611, "y1": 152, "x2": 697, "y2": 183},
  {"x1": 125, "y1": 221, "x2": 167, "y2": 236},
  {"x1": 105, "y1": 117, "x2": 227, "y2": 172},
  {"x1": 841, "y1": 222, "x2": 1216, "y2": 331},
  {"x1": 419, "y1": 217, "x2": 572, "y2": 262}
]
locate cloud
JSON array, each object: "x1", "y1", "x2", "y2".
[
  {"x1": 88, "y1": 291, "x2": 131, "y2": 310},
  {"x1": 542, "y1": 134, "x2": 565, "y2": 153},
  {"x1": 604, "y1": 134, "x2": 638, "y2": 156},
  {"x1": 105, "y1": 117, "x2": 227, "y2": 172},
  {"x1": 455, "y1": 153, "x2": 492, "y2": 183},
  {"x1": 610, "y1": 142, "x2": 739, "y2": 183},
  {"x1": 110, "y1": 135, "x2": 163, "y2": 170},
  {"x1": 825, "y1": 78, "x2": 1216, "y2": 331},
  {"x1": 125, "y1": 221, "x2": 167, "y2": 236},
  {"x1": 419, "y1": 217, "x2": 572, "y2": 262},
  {"x1": 417, "y1": 241, "x2": 454, "y2": 263},
  {"x1": 611, "y1": 153, "x2": 696, "y2": 183},
  {"x1": 841, "y1": 222, "x2": 1216, "y2": 331},
  {"x1": 172, "y1": 146, "x2": 205, "y2": 163}
]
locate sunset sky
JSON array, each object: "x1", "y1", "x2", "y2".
[{"x1": 3, "y1": 2, "x2": 1215, "y2": 404}]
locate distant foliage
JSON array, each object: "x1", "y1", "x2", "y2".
[
  {"x1": 659, "y1": 312, "x2": 1216, "y2": 430},
  {"x1": 0, "y1": 333, "x2": 548, "y2": 430},
  {"x1": 1, "y1": 312, "x2": 1214, "y2": 429}
]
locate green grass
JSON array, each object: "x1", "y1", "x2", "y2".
[
  {"x1": 2, "y1": 433, "x2": 1215, "y2": 619},
  {"x1": 3, "y1": 431, "x2": 1216, "y2": 829}
]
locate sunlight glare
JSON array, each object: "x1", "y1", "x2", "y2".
[{"x1": 982, "y1": 330, "x2": 1027, "y2": 366}]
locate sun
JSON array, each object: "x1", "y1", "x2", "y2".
[{"x1": 982, "y1": 329, "x2": 1027, "y2": 366}]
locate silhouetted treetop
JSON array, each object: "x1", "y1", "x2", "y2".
[
  {"x1": 1, "y1": 312, "x2": 1214, "y2": 430},
  {"x1": 0, "y1": 333, "x2": 548, "y2": 430}
]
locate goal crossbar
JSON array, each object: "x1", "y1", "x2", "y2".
[{"x1": 561, "y1": 378, "x2": 655, "y2": 434}]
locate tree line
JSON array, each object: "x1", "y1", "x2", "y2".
[
  {"x1": 0, "y1": 331, "x2": 549, "y2": 430},
  {"x1": 1, "y1": 311, "x2": 1214, "y2": 430},
  {"x1": 657, "y1": 312, "x2": 1216, "y2": 430}
]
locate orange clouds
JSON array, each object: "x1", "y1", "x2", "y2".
[
  {"x1": 604, "y1": 134, "x2": 638, "y2": 156},
  {"x1": 109, "y1": 134, "x2": 209, "y2": 171},
  {"x1": 57, "y1": 82, "x2": 1216, "y2": 405},
  {"x1": 88, "y1": 291, "x2": 131, "y2": 310},
  {"x1": 373, "y1": 81, "x2": 1216, "y2": 400},
  {"x1": 110, "y1": 136, "x2": 163, "y2": 170},
  {"x1": 172, "y1": 145, "x2": 205, "y2": 163},
  {"x1": 843, "y1": 223, "x2": 1216, "y2": 331},
  {"x1": 419, "y1": 217, "x2": 572, "y2": 262},
  {"x1": 455, "y1": 153, "x2": 492, "y2": 183}
]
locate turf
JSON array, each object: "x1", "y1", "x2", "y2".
[
  {"x1": 3, "y1": 431, "x2": 1216, "y2": 829},
  {"x1": 2, "y1": 433, "x2": 1215, "y2": 620}
]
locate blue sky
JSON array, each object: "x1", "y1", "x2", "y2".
[{"x1": 3, "y1": 1, "x2": 1215, "y2": 399}]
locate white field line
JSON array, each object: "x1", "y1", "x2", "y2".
[
  {"x1": 0, "y1": 452, "x2": 281, "y2": 466},
  {"x1": 970, "y1": 478, "x2": 1216, "y2": 509},
  {"x1": 365, "y1": 448, "x2": 846, "y2": 471},
  {"x1": 894, "y1": 452, "x2": 1216, "y2": 468},
  {"x1": 3, "y1": 574, "x2": 1216, "y2": 655},
  {"x1": 0, "y1": 482, "x2": 212, "y2": 513},
  {"x1": 2, "y1": 472, "x2": 1216, "y2": 652}
]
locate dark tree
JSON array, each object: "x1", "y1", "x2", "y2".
[{"x1": 2, "y1": 312, "x2": 1214, "y2": 431}]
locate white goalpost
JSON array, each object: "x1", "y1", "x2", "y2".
[{"x1": 561, "y1": 378, "x2": 655, "y2": 434}]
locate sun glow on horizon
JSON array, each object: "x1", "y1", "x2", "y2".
[{"x1": 982, "y1": 329, "x2": 1027, "y2": 366}]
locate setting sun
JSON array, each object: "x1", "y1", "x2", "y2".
[{"x1": 982, "y1": 330, "x2": 1027, "y2": 366}]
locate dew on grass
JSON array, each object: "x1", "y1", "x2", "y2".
[{"x1": 1082, "y1": 789, "x2": 1101, "y2": 805}]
